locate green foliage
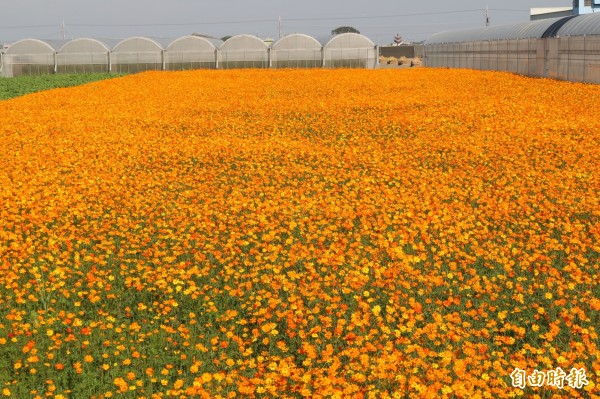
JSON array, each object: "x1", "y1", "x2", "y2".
[
  {"x1": 0, "y1": 73, "x2": 122, "y2": 101},
  {"x1": 331, "y1": 26, "x2": 360, "y2": 35}
]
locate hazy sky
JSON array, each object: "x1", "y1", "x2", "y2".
[{"x1": 0, "y1": 0, "x2": 570, "y2": 44}]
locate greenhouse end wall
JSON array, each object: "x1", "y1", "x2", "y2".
[
  {"x1": 219, "y1": 35, "x2": 269, "y2": 69},
  {"x1": 56, "y1": 39, "x2": 112, "y2": 74},
  {"x1": 2, "y1": 39, "x2": 59, "y2": 77},
  {"x1": 164, "y1": 36, "x2": 220, "y2": 71},
  {"x1": 271, "y1": 34, "x2": 323, "y2": 69},
  {"x1": 322, "y1": 34, "x2": 378, "y2": 69}
]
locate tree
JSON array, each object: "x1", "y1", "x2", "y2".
[
  {"x1": 192, "y1": 33, "x2": 219, "y2": 40},
  {"x1": 220, "y1": 36, "x2": 232, "y2": 42},
  {"x1": 331, "y1": 26, "x2": 360, "y2": 35}
]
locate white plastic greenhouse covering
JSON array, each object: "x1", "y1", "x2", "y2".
[
  {"x1": 2, "y1": 39, "x2": 66, "y2": 77},
  {"x1": 165, "y1": 36, "x2": 222, "y2": 70},
  {"x1": 321, "y1": 33, "x2": 377, "y2": 69},
  {"x1": 271, "y1": 34, "x2": 323, "y2": 68},
  {"x1": 0, "y1": 33, "x2": 380, "y2": 77},
  {"x1": 219, "y1": 35, "x2": 269, "y2": 69},
  {"x1": 111, "y1": 37, "x2": 170, "y2": 74},
  {"x1": 57, "y1": 38, "x2": 117, "y2": 73}
]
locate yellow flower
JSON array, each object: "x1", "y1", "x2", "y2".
[
  {"x1": 201, "y1": 373, "x2": 212, "y2": 383},
  {"x1": 173, "y1": 379, "x2": 184, "y2": 389}
]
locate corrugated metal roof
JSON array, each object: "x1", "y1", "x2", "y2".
[
  {"x1": 556, "y1": 12, "x2": 600, "y2": 36},
  {"x1": 426, "y1": 17, "x2": 565, "y2": 44}
]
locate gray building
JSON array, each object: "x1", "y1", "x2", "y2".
[{"x1": 531, "y1": 1, "x2": 600, "y2": 20}]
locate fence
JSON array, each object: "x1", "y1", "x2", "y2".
[{"x1": 424, "y1": 35, "x2": 600, "y2": 84}]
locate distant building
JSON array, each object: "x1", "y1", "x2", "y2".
[
  {"x1": 531, "y1": 1, "x2": 600, "y2": 20},
  {"x1": 573, "y1": 0, "x2": 600, "y2": 15},
  {"x1": 530, "y1": 7, "x2": 573, "y2": 20}
]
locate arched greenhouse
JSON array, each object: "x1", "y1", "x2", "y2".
[
  {"x1": 321, "y1": 33, "x2": 377, "y2": 69},
  {"x1": 57, "y1": 38, "x2": 117, "y2": 74},
  {"x1": 219, "y1": 35, "x2": 269, "y2": 69},
  {"x1": 270, "y1": 34, "x2": 322, "y2": 68},
  {"x1": 1, "y1": 39, "x2": 66, "y2": 77},
  {"x1": 111, "y1": 37, "x2": 168, "y2": 74},
  {"x1": 165, "y1": 36, "x2": 222, "y2": 71},
  {"x1": 0, "y1": 33, "x2": 381, "y2": 77}
]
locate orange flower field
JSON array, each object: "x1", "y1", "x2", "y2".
[{"x1": 0, "y1": 68, "x2": 599, "y2": 398}]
